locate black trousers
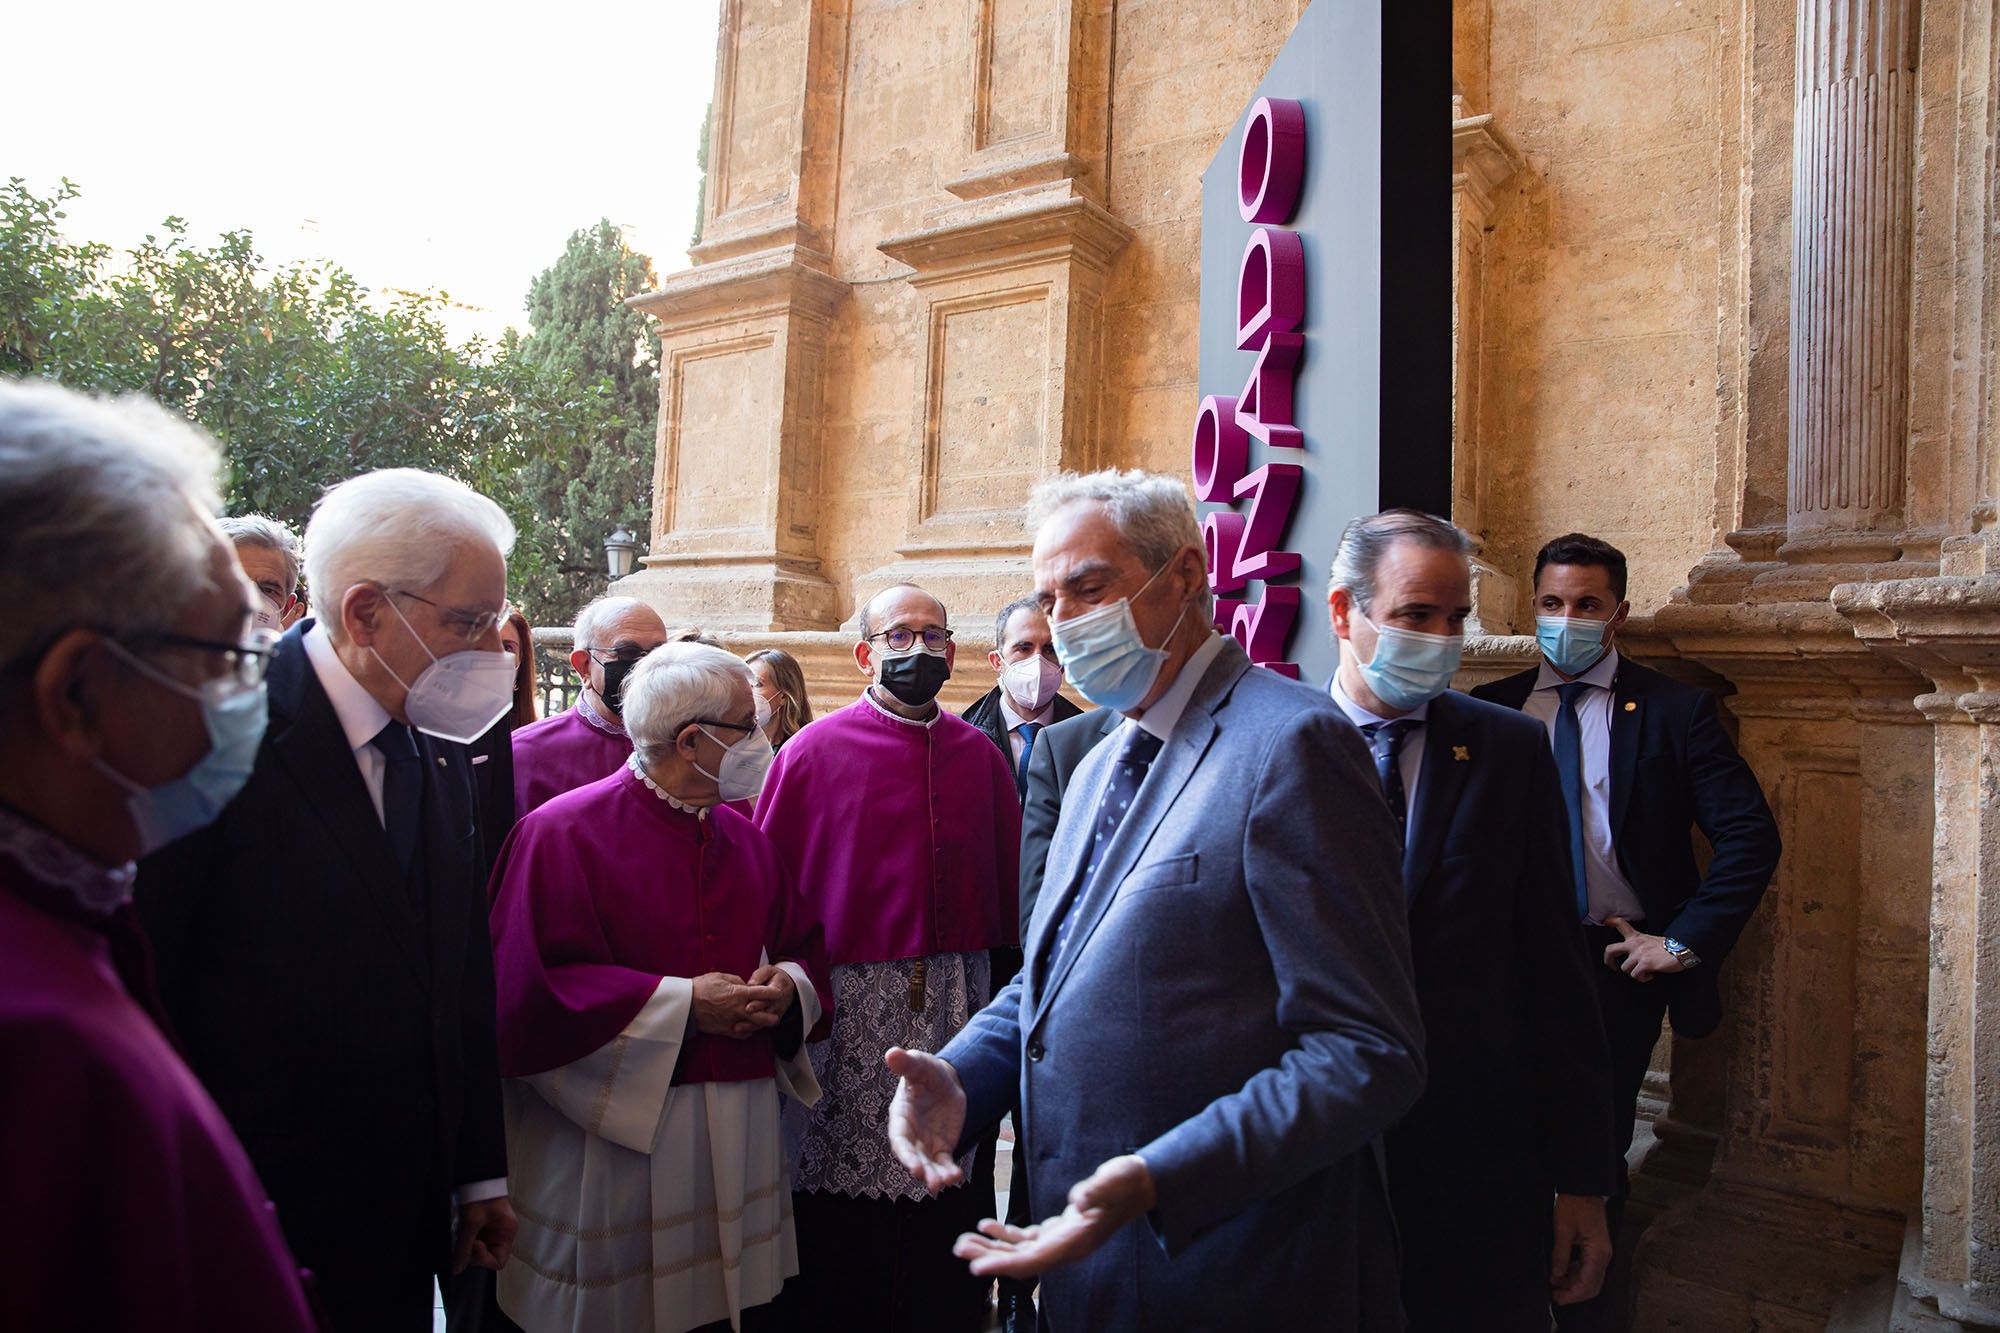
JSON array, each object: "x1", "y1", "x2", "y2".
[
  {"x1": 1554, "y1": 924, "x2": 1674, "y2": 1333},
  {"x1": 772, "y1": 1185, "x2": 992, "y2": 1332}
]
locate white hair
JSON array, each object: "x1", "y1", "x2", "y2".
[
  {"x1": 1027, "y1": 468, "x2": 1212, "y2": 615},
  {"x1": 303, "y1": 468, "x2": 515, "y2": 637},
  {"x1": 218, "y1": 514, "x2": 301, "y2": 591},
  {"x1": 622, "y1": 643, "x2": 756, "y2": 768},
  {"x1": 0, "y1": 380, "x2": 225, "y2": 668},
  {"x1": 573, "y1": 595, "x2": 656, "y2": 650}
]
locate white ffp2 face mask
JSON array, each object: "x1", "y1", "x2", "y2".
[
  {"x1": 695, "y1": 726, "x2": 776, "y2": 803},
  {"x1": 371, "y1": 597, "x2": 516, "y2": 745},
  {"x1": 1000, "y1": 653, "x2": 1064, "y2": 713}
]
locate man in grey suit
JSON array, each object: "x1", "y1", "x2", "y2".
[{"x1": 887, "y1": 469, "x2": 1426, "y2": 1331}]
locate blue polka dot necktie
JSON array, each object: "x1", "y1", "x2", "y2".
[
  {"x1": 1048, "y1": 727, "x2": 1166, "y2": 974},
  {"x1": 1361, "y1": 719, "x2": 1417, "y2": 837}
]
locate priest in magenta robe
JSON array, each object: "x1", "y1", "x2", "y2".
[
  {"x1": 488, "y1": 642, "x2": 831, "y2": 1333},
  {"x1": 510, "y1": 594, "x2": 667, "y2": 817},
  {"x1": 0, "y1": 381, "x2": 319, "y2": 1331},
  {"x1": 757, "y1": 584, "x2": 1022, "y2": 1331}
]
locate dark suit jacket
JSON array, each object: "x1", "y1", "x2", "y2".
[
  {"x1": 1017, "y1": 705, "x2": 1119, "y2": 935},
  {"x1": 1471, "y1": 655, "x2": 1782, "y2": 1036},
  {"x1": 135, "y1": 621, "x2": 508, "y2": 1313},
  {"x1": 960, "y1": 683, "x2": 1084, "y2": 800},
  {"x1": 466, "y1": 717, "x2": 517, "y2": 886},
  {"x1": 1358, "y1": 689, "x2": 1616, "y2": 1313},
  {"x1": 945, "y1": 639, "x2": 1424, "y2": 1332}
]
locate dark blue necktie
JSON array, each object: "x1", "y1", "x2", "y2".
[
  {"x1": 1552, "y1": 682, "x2": 1592, "y2": 917},
  {"x1": 370, "y1": 721, "x2": 421, "y2": 873},
  {"x1": 1049, "y1": 727, "x2": 1165, "y2": 973},
  {"x1": 1015, "y1": 721, "x2": 1042, "y2": 790},
  {"x1": 1361, "y1": 719, "x2": 1417, "y2": 837}
]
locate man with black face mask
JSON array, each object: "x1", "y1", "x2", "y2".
[
  {"x1": 510, "y1": 596, "x2": 668, "y2": 818},
  {"x1": 758, "y1": 583, "x2": 1022, "y2": 1332}
]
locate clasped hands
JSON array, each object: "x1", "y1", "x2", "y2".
[
  {"x1": 692, "y1": 966, "x2": 795, "y2": 1038},
  {"x1": 884, "y1": 1046, "x2": 1155, "y2": 1279}
]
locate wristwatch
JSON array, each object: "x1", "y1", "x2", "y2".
[{"x1": 1663, "y1": 937, "x2": 1700, "y2": 970}]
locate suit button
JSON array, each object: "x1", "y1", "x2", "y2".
[{"x1": 1026, "y1": 1040, "x2": 1044, "y2": 1062}]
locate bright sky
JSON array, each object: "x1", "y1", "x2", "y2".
[{"x1": 6, "y1": 0, "x2": 721, "y2": 343}]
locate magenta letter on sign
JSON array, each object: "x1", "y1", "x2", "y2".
[
  {"x1": 1237, "y1": 228, "x2": 1305, "y2": 352},
  {"x1": 1231, "y1": 586, "x2": 1301, "y2": 676},
  {"x1": 1230, "y1": 463, "x2": 1302, "y2": 583},
  {"x1": 1190, "y1": 395, "x2": 1250, "y2": 503},
  {"x1": 1204, "y1": 511, "x2": 1249, "y2": 594},
  {"x1": 1237, "y1": 97, "x2": 1306, "y2": 225},
  {"x1": 1233, "y1": 331, "x2": 1304, "y2": 449}
]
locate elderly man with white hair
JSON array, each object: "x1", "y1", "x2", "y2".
[
  {"x1": 889, "y1": 469, "x2": 1426, "y2": 1332},
  {"x1": 0, "y1": 381, "x2": 318, "y2": 1330},
  {"x1": 510, "y1": 594, "x2": 669, "y2": 817},
  {"x1": 136, "y1": 467, "x2": 521, "y2": 1331},
  {"x1": 487, "y1": 642, "x2": 829, "y2": 1333}
]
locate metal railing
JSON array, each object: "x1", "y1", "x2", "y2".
[{"x1": 531, "y1": 627, "x2": 582, "y2": 718}]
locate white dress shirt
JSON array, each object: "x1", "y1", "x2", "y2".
[
  {"x1": 300, "y1": 624, "x2": 508, "y2": 1205},
  {"x1": 1131, "y1": 631, "x2": 1228, "y2": 745},
  {"x1": 998, "y1": 690, "x2": 1056, "y2": 769},
  {"x1": 1328, "y1": 671, "x2": 1428, "y2": 823},
  {"x1": 1521, "y1": 649, "x2": 1646, "y2": 924}
]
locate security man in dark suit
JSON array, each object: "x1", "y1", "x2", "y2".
[
  {"x1": 961, "y1": 596, "x2": 1084, "y2": 802},
  {"x1": 1472, "y1": 531, "x2": 1781, "y2": 1332},
  {"x1": 1325, "y1": 510, "x2": 1616, "y2": 1329},
  {"x1": 136, "y1": 469, "x2": 520, "y2": 1332}
]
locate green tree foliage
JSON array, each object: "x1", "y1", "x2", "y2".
[
  {"x1": 0, "y1": 179, "x2": 662, "y2": 627},
  {"x1": 510, "y1": 220, "x2": 661, "y2": 625}
]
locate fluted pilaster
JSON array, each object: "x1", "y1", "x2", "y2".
[{"x1": 1787, "y1": 0, "x2": 1919, "y2": 541}]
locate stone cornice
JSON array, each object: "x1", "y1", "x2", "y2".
[
  {"x1": 878, "y1": 190, "x2": 1135, "y2": 284},
  {"x1": 626, "y1": 245, "x2": 848, "y2": 335},
  {"x1": 1453, "y1": 101, "x2": 1522, "y2": 222}
]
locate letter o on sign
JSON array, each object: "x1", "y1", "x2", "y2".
[
  {"x1": 1190, "y1": 395, "x2": 1248, "y2": 503},
  {"x1": 1237, "y1": 97, "x2": 1307, "y2": 225}
]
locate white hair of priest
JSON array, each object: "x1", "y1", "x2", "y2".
[
  {"x1": 573, "y1": 595, "x2": 651, "y2": 652},
  {"x1": 303, "y1": 468, "x2": 515, "y2": 640},
  {"x1": 623, "y1": 643, "x2": 758, "y2": 768},
  {"x1": 0, "y1": 380, "x2": 225, "y2": 669}
]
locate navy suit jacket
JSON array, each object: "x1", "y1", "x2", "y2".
[
  {"x1": 943, "y1": 637, "x2": 1426, "y2": 1332},
  {"x1": 1471, "y1": 656, "x2": 1781, "y2": 1036},
  {"x1": 135, "y1": 622, "x2": 508, "y2": 1306},
  {"x1": 960, "y1": 683, "x2": 1084, "y2": 801},
  {"x1": 1361, "y1": 689, "x2": 1616, "y2": 1295}
]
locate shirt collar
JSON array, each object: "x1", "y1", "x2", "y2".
[
  {"x1": 576, "y1": 688, "x2": 627, "y2": 737},
  {"x1": 1534, "y1": 646, "x2": 1621, "y2": 693},
  {"x1": 861, "y1": 685, "x2": 941, "y2": 729},
  {"x1": 625, "y1": 755, "x2": 707, "y2": 817},
  {"x1": 304, "y1": 621, "x2": 394, "y2": 754},
  {"x1": 1328, "y1": 670, "x2": 1430, "y2": 729},
  {"x1": 1134, "y1": 632, "x2": 1227, "y2": 744},
  {"x1": 997, "y1": 689, "x2": 1052, "y2": 732},
  {"x1": 0, "y1": 802, "x2": 136, "y2": 916}
]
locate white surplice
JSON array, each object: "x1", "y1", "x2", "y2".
[{"x1": 498, "y1": 960, "x2": 822, "y2": 1333}]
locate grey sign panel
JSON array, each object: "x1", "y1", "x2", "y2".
[{"x1": 1196, "y1": 1, "x2": 1450, "y2": 689}]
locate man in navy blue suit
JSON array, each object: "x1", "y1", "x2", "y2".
[
  {"x1": 1472, "y1": 531, "x2": 1781, "y2": 1331},
  {"x1": 1325, "y1": 510, "x2": 1617, "y2": 1329}
]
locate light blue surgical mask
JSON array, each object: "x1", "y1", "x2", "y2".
[
  {"x1": 91, "y1": 641, "x2": 269, "y2": 855},
  {"x1": 1535, "y1": 615, "x2": 1611, "y2": 676},
  {"x1": 1355, "y1": 615, "x2": 1462, "y2": 712},
  {"x1": 1051, "y1": 563, "x2": 1190, "y2": 713}
]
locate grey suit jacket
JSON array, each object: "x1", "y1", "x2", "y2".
[{"x1": 943, "y1": 636, "x2": 1426, "y2": 1332}]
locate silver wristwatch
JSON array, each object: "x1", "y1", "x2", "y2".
[{"x1": 1663, "y1": 937, "x2": 1700, "y2": 970}]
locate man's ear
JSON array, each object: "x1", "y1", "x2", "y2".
[
  {"x1": 569, "y1": 648, "x2": 593, "y2": 678},
  {"x1": 853, "y1": 640, "x2": 874, "y2": 677},
  {"x1": 1609, "y1": 600, "x2": 1632, "y2": 633},
  {"x1": 676, "y1": 722, "x2": 704, "y2": 760},
  {"x1": 32, "y1": 629, "x2": 108, "y2": 761},
  {"x1": 944, "y1": 639, "x2": 957, "y2": 673},
  {"x1": 989, "y1": 649, "x2": 1005, "y2": 674},
  {"x1": 342, "y1": 583, "x2": 387, "y2": 648},
  {"x1": 1328, "y1": 588, "x2": 1353, "y2": 641}
]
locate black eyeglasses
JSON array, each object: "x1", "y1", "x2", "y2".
[
  {"x1": 587, "y1": 647, "x2": 652, "y2": 665},
  {"x1": 866, "y1": 625, "x2": 953, "y2": 653},
  {"x1": 125, "y1": 628, "x2": 282, "y2": 690}
]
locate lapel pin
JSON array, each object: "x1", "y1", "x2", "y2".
[
  {"x1": 1624, "y1": 701, "x2": 1637, "y2": 712},
  {"x1": 436, "y1": 756, "x2": 448, "y2": 767},
  {"x1": 1452, "y1": 745, "x2": 1470, "y2": 762}
]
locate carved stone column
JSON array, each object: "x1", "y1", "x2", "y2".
[
  {"x1": 1786, "y1": 0, "x2": 1919, "y2": 550},
  {"x1": 1836, "y1": 534, "x2": 2000, "y2": 1330},
  {"x1": 1453, "y1": 92, "x2": 1521, "y2": 635}
]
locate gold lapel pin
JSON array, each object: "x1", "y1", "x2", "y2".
[
  {"x1": 1452, "y1": 745, "x2": 1470, "y2": 762},
  {"x1": 1624, "y1": 701, "x2": 1637, "y2": 712},
  {"x1": 436, "y1": 756, "x2": 448, "y2": 767}
]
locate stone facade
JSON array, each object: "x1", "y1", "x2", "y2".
[{"x1": 620, "y1": 0, "x2": 2000, "y2": 1326}]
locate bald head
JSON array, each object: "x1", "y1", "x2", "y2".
[
  {"x1": 857, "y1": 583, "x2": 948, "y2": 643},
  {"x1": 574, "y1": 596, "x2": 666, "y2": 652}
]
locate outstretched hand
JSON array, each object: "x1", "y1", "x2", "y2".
[
  {"x1": 885, "y1": 1047, "x2": 968, "y2": 1194},
  {"x1": 951, "y1": 1154, "x2": 1156, "y2": 1280}
]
